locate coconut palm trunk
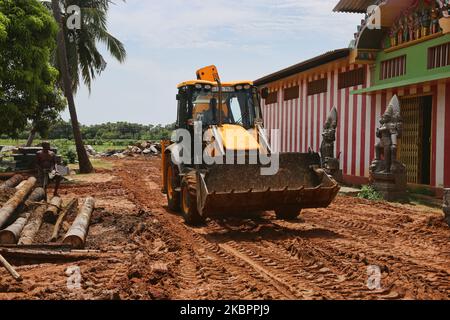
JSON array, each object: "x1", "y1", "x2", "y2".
[
  {"x1": 51, "y1": 0, "x2": 93, "y2": 173},
  {"x1": 26, "y1": 126, "x2": 37, "y2": 147}
]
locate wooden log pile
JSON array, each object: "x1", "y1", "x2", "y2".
[{"x1": 0, "y1": 177, "x2": 96, "y2": 280}]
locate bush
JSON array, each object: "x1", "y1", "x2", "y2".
[
  {"x1": 65, "y1": 149, "x2": 77, "y2": 164},
  {"x1": 358, "y1": 185, "x2": 383, "y2": 201}
]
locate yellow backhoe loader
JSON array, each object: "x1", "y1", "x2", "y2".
[{"x1": 161, "y1": 66, "x2": 339, "y2": 225}]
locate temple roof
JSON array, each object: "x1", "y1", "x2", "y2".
[
  {"x1": 333, "y1": 0, "x2": 379, "y2": 13},
  {"x1": 254, "y1": 49, "x2": 350, "y2": 86}
]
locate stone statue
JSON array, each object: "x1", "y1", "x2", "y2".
[
  {"x1": 421, "y1": 8, "x2": 431, "y2": 37},
  {"x1": 320, "y1": 107, "x2": 341, "y2": 181},
  {"x1": 371, "y1": 95, "x2": 403, "y2": 174},
  {"x1": 430, "y1": 4, "x2": 441, "y2": 34},
  {"x1": 397, "y1": 19, "x2": 404, "y2": 44},
  {"x1": 408, "y1": 14, "x2": 415, "y2": 41},
  {"x1": 370, "y1": 95, "x2": 407, "y2": 202},
  {"x1": 402, "y1": 15, "x2": 409, "y2": 42},
  {"x1": 414, "y1": 11, "x2": 422, "y2": 39},
  {"x1": 437, "y1": 0, "x2": 450, "y2": 17}
]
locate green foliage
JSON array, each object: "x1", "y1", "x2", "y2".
[
  {"x1": 47, "y1": 121, "x2": 176, "y2": 141},
  {"x1": 61, "y1": 0, "x2": 127, "y2": 93},
  {"x1": 408, "y1": 186, "x2": 435, "y2": 197},
  {"x1": 358, "y1": 185, "x2": 383, "y2": 201},
  {"x1": 0, "y1": 0, "x2": 64, "y2": 136},
  {"x1": 65, "y1": 148, "x2": 77, "y2": 164}
]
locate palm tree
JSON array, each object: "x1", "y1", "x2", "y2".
[
  {"x1": 51, "y1": 0, "x2": 93, "y2": 173},
  {"x1": 64, "y1": 0, "x2": 126, "y2": 93},
  {"x1": 48, "y1": 0, "x2": 126, "y2": 173}
]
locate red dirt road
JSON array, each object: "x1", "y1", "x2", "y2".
[{"x1": 0, "y1": 157, "x2": 449, "y2": 300}]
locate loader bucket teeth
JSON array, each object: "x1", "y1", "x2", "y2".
[{"x1": 197, "y1": 153, "x2": 340, "y2": 217}]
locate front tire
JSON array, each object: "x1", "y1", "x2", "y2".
[
  {"x1": 181, "y1": 173, "x2": 205, "y2": 226},
  {"x1": 166, "y1": 161, "x2": 180, "y2": 212},
  {"x1": 275, "y1": 207, "x2": 302, "y2": 220}
]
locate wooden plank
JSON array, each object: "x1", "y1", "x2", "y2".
[{"x1": 0, "y1": 253, "x2": 22, "y2": 281}]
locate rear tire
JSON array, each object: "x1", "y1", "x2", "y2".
[
  {"x1": 181, "y1": 173, "x2": 205, "y2": 226},
  {"x1": 275, "y1": 207, "x2": 302, "y2": 220},
  {"x1": 166, "y1": 161, "x2": 180, "y2": 212}
]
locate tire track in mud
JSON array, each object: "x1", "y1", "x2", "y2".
[
  {"x1": 304, "y1": 204, "x2": 450, "y2": 272},
  {"x1": 115, "y1": 161, "x2": 296, "y2": 299},
  {"x1": 314, "y1": 239, "x2": 450, "y2": 299},
  {"x1": 149, "y1": 215, "x2": 300, "y2": 300},
  {"x1": 115, "y1": 158, "x2": 450, "y2": 300}
]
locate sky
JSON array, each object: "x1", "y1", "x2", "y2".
[{"x1": 66, "y1": 0, "x2": 364, "y2": 126}]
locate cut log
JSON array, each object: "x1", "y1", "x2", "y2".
[
  {"x1": 0, "y1": 253, "x2": 22, "y2": 281},
  {"x1": 15, "y1": 181, "x2": 28, "y2": 190},
  {"x1": 0, "y1": 212, "x2": 31, "y2": 244},
  {"x1": 0, "y1": 187, "x2": 44, "y2": 244},
  {"x1": 63, "y1": 197, "x2": 95, "y2": 249},
  {"x1": 0, "y1": 170, "x2": 35, "y2": 179},
  {"x1": 50, "y1": 198, "x2": 78, "y2": 242},
  {"x1": 44, "y1": 196, "x2": 62, "y2": 224},
  {"x1": 0, "y1": 177, "x2": 36, "y2": 228},
  {"x1": 0, "y1": 175, "x2": 25, "y2": 190},
  {"x1": 26, "y1": 187, "x2": 46, "y2": 204},
  {"x1": 17, "y1": 204, "x2": 46, "y2": 246}
]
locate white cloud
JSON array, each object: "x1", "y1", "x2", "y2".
[{"x1": 72, "y1": 0, "x2": 364, "y2": 125}]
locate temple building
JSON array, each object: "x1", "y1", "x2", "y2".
[{"x1": 255, "y1": 0, "x2": 450, "y2": 193}]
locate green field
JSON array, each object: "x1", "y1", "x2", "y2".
[
  {"x1": 0, "y1": 139, "x2": 130, "y2": 153},
  {"x1": 0, "y1": 139, "x2": 132, "y2": 167}
]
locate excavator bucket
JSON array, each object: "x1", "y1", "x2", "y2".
[{"x1": 197, "y1": 153, "x2": 340, "y2": 217}]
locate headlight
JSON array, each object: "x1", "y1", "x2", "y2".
[
  {"x1": 204, "y1": 85, "x2": 212, "y2": 90},
  {"x1": 244, "y1": 85, "x2": 251, "y2": 90},
  {"x1": 236, "y1": 85, "x2": 243, "y2": 90},
  {"x1": 195, "y1": 84, "x2": 202, "y2": 89}
]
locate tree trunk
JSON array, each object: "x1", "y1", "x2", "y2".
[
  {"x1": 51, "y1": 0, "x2": 93, "y2": 174},
  {"x1": 44, "y1": 196, "x2": 62, "y2": 224},
  {"x1": 1, "y1": 187, "x2": 47, "y2": 244},
  {"x1": 0, "y1": 174, "x2": 25, "y2": 190},
  {"x1": 17, "y1": 204, "x2": 47, "y2": 246},
  {"x1": 63, "y1": 197, "x2": 95, "y2": 249},
  {"x1": 0, "y1": 177, "x2": 37, "y2": 229},
  {"x1": 0, "y1": 212, "x2": 31, "y2": 245},
  {"x1": 26, "y1": 126, "x2": 37, "y2": 147}
]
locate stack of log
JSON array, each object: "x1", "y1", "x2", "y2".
[{"x1": 0, "y1": 174, "x2": 96, "y2": 281}]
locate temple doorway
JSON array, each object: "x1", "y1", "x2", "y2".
[{"x1": 399, "y1": 95, "x2": 432, "y2": 185}]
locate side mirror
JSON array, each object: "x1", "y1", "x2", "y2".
[{"x1": 261, "y1": 87, "x2": 269, "y2": 99}]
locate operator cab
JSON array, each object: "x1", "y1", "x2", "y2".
[{"x1": 176, "y1": 81, "x2": 262, "y2": 130}]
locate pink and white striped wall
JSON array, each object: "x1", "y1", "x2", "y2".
[{"x1": 260, "y1": 64, "x2": 450, "y2": 188}]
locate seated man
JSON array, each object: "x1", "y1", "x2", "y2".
[{"x1": 36, "y1": 141, "x2": 62, "y2": 198}]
